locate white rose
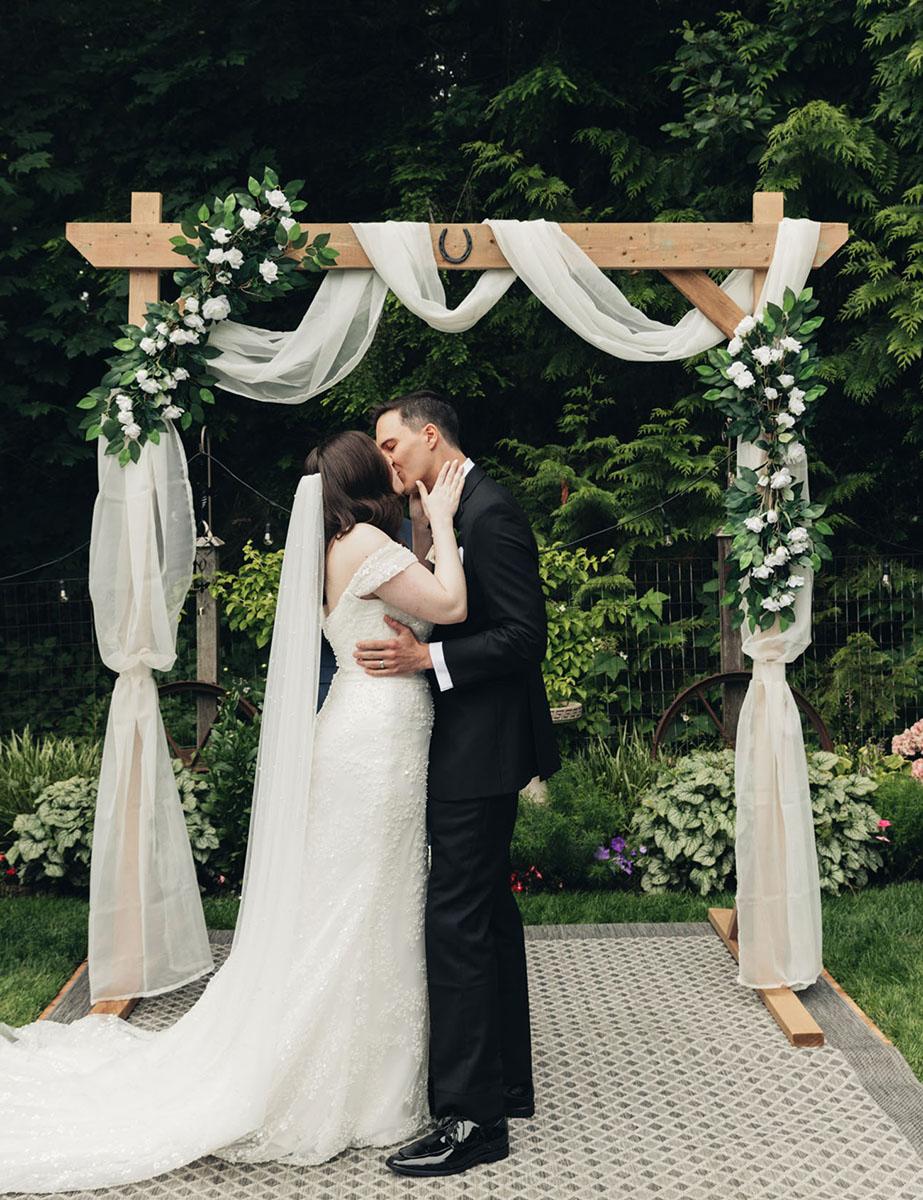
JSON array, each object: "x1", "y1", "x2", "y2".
[
  {"x1": 216, "y1": 270, "x2": 232, "y2": 283},
  {"x1": 115, "y1": 394, "x2": 133, "y2": 410},
  {"x1": 223, "y1": 247, "x2": 244, "y2": 270},
  {"x1": 155, "y1": 321, "x2": 169, "y2": 335},
  {"x1": 139, "y1": 378, "x2": 161, "y2": 394},
  {"x1": 135, "y1": 368, "x2": 148, "y2": 382},
  {"x1": 212, "y1": 227, "x2": 232, "y2": 244},
  {"x1": 744, "y1": 516, "x2": 764, "y2": 533},
  {"x1": 162, "y1": 405, "x2": 184, "y2": 419},
  {"x1": 280, "y1": 215, "x2": 296, "y2": 232},
  {"x1": 727, "y1": 359, "x2": 747, "y2": 376},
  {"x1": 155, "y1": 337, "x2": 167, "y2": 350},
  {"x1": 183, "y1": 296, "x2": 199, "y2": 313},
  {"x1": 765, "y1": 509, "x2": 779, "y2": 524},
  {"x1": 240, "y1": 207, "x2": 261, "y2": 230},
  {"x1": 734, "y1": 314, "x2": 757, "y2": 337},
  {"x1": 777, "y1": 374, "x2": 794, "y2": 388},
  {"x1": 770, "y1": 467, "x2": 793, "y2": 489},
  {"x1": 777, "y1": 592, "x2": 795, "y2": 607},
  {"x1": 756, "y1": 473, "x2": 770, "y2": 488},
  {"x1": 173, "y1": 367, "x2": 190, "y2": 381},
  {"x1": 753, "y1": 345, "x2": 774, "y2": 366},
  {"x1": 786, "y1": 526, "x2": 809, "y2": 544},
  {"x1": 202, "y1": 295, "x2": 231, "y2": 321},
  {"x1": 763, "y1": 387, "x2": 778, "y2": 400},
  {"x1": 788, "y1": 574, "x2": 806, "y2": 588},
  {"x1": 139, "y1": 336, "x2": 157, "y2": 355},
  {"x1": 780, "y1": 336, "x2": 802, "y2": 353},
  {"x1": 124, "y1": 422, "x2": 142, "y2": 441},
  {"x1": 761, "y1": 596, "x2": 781, "y2": 612},
  {"x1": 116, "y1": 409, "x2": 134, "y2": 425},
  {"x1": 769, "y1": 346, "x2": 784, "y2": 362},
  {"x1": 184, "y1": 313, "x2": 205, "y2": 330},
  {"x1": 153, "y1": 392, "x2": 168, "y2": 407},
  {"x1": 258, "y1": 259, "x2": 279, "y2": 283},
  {"x1": 788, "y1": 396, "x2": 805, "y2": 416},
  {"x1": 265, "y1": 188, "x2": 290, "y2": 210},
  {"x1": 206, "y1": 248, "x2": 226, "y2": 264},
  {"x1": 785, "y1": 441, "x2": 806, "y2": 465},
  {"x1": 162, "y1": 374, "x2": 176, "y2": 390},
  {"x1": 734, "y1": 369, "x2": 755, "y2": 389},
  {"x1": 169, "y1": 329, "x2": 188, "y2": 343},
  {"x1": 775, "y1": 411, "x2": 796, "y2": 430},
  {"x1": 727, "y1": 336, "x2": 743, "y2": 356},
  {"x1": 751, "y1": 564, "x2": 773, "y2": 580}
]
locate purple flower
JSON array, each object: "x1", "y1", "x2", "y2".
[
  {"x1": 594, "y1": 846, "x2": 611, "y2": 862},
  {"x1": 638, "y1": 845, "x2": 647, "y2": 854},
  {"x1": 610, "y1": 836, "x2": 626, "y2": 853}
]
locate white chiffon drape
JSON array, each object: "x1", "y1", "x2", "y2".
[
  {"x1": 87, "y1": 420, "x2": 212, "y2": 1002},
  {"x1": 85, "y1": 216, "x2": 825, "y2": 1010}
]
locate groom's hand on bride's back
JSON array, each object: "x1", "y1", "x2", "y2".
[{"x1": 354, "y1": 615, "x2": 432, "y2": 676}]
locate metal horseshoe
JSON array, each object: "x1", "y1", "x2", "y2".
[{"x1": 438, "y1": 226, "x2": 473, "y2": 264}]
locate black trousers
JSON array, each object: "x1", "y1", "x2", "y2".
[{"x1": 425, "y1": 791, "x2": 533, "y2": 1124}]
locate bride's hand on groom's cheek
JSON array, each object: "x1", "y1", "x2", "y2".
[{"x1": 354, "y1": 616, "x2": 433, "y2": 676}]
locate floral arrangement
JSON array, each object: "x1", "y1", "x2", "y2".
[
  {"x1": 696, "y1": 286, "x2": 833, "y2": 632},
  {"x1": 892, "y1": 719, "x2": 923, "y2": 782},
  {"x1": 76, "y1": 167, "x2": 338, "y2": 467}
]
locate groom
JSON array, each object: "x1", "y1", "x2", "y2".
[{"x1": 354, "y1": 390, "x2": 560, "y2": 1177}]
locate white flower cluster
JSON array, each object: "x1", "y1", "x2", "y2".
[
  {"x1": 100, "y1": 177, "x2": 299, "y2": 457},
  {"x1": 724, "y1": 311, "x2": 816, "y2": 622}
]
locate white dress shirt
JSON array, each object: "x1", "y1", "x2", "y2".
[{"x1": 428, "y1": 457, "x2": 474, "y2": 692}]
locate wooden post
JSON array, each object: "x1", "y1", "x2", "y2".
[
  {"x1": 194, "y1": 542, "x2": 221, "y2": 743},
  {"x1": 127, "y1": 192, "x2": 162, "y2": 325}
]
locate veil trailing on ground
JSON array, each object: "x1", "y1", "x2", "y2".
[{"x1": 0, "y1": 474, "x2": 325, "y2": 1194}]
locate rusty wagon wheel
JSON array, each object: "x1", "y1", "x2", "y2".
[
  {"x1": 651, "y1": 670, "x2": 833, "y2": 758},
  {"x1": 156, "y1": 680, "x2": 258, "y2": 770}
]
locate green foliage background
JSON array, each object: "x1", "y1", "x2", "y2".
[{"x1": 1, "y1": 0, "x2": 921, "y2": 577}]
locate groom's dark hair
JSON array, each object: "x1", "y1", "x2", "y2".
[{"x1": 369, "y1": 390, "x2": 461, "y2": 448}]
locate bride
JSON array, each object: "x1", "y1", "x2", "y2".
[{"x1": 0, "y1": 430, "x2": 467, "y2": 1192}]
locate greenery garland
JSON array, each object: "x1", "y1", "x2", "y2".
[
  {"x1": 75, "y1": 167, "x2": 337, "y2": 467},
  {"x1": 696, "y1": 286, "x2": 832, "y2": 634}
]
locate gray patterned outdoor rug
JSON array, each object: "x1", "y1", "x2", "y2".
[{"x1": 22, "y1": 923, "x2": 923, "y2": 1199}]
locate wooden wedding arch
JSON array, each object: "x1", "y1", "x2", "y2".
[{"x1": 60, "y1": 192, "x2": 868, "y2": 1049}]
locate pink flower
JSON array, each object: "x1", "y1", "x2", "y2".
[
  {"x1": 878, "y1": 819, "x2": 892, "y2": 828},
  {"x1": 912, "y1": 759, "x2": 923, "y2": 782}
]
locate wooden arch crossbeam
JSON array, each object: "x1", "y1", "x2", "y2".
[
  {"x1": 64, "y1": 190, "x2": 849, "y2": 1048},
  {"x1": 66, "y1": 190, "x2": 847, "y2": 336}
]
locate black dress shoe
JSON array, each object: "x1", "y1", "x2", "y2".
[
  {"x1": 385, "y1": 1115, "x2": 509, "y2": 1177},
  {"x1": 504, "y1": 1082, "x2": 535, "y2": 1119}
]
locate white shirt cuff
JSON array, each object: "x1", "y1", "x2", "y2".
[{"x1": 429, "y1": 641, "x2": 454, "y2": 692}]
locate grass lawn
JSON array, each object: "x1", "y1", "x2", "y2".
[{"x1": 2, "y1": 883, "x2": 921, "y2": 1080}]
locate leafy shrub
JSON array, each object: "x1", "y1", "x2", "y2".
[
  {"x1": 870, "y1": 774, "x2": 923, "y2": 882},
  {"x1": 631, "y1": 749, "x2": 887, "y2": 897},
  {"x1": 0, "y1": 726, "x2": 102, "y2": 847},
  {"x1": 5, "y1": 763, "x2": 218, "y2": 891},
  {"x1": 195, "y1": 682, "x2": 262, "y2": 889},
  {"x1": 512, "y1": 729, "x2": 655, "y2": 888}
]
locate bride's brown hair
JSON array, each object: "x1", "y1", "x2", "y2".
[{"x1": 303, "y1": 430, "x2": 403, "y2": 546}]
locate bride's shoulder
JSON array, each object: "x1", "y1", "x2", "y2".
[{"x1": 330, "y1": 522, "x2": 393, "y2": 558}]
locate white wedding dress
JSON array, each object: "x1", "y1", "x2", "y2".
[{"x1": 0, "y1": 525, "x2": 435, "y2": 1192}]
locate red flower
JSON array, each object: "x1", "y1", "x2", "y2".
[
  {"x1": 5, "y1": 868, "x2": 16, "y2": 877},
  {"x1": 0, "y1": 853, "x2": 5, "y2": 863}
]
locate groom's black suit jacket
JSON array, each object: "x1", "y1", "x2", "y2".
[{"x1": 427, "y1": 464, "x2": 560, "y2": 801}]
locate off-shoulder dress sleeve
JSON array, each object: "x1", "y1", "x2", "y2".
[{"x1": 348, "y1": 541, "x2": 418, "y2": 598}]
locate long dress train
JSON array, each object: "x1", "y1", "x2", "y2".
[{"x1": 0, "y1": 537, "x2": 433, "y2": 1191}]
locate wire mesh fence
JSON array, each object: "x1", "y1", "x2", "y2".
[{"x1": 1, "y1": 554, "x2": 920, "y2": 749}]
